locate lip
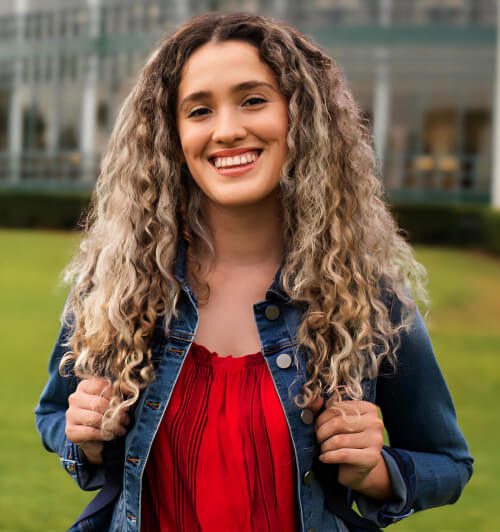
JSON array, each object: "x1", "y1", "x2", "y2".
[{"x1": 208, "y1": 147, "x2": 263, "y2": 158}]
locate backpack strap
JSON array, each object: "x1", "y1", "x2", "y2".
[
  {"x1": 313, "y1": 458, "x2": 382, "y2": 532},
  {"x1": 68, "y1": 439, "x2": 124, "y2": 529}
]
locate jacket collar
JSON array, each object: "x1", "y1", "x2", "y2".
[{"x1": 266, "y1": 251, "x2": 290, "y2": 302}]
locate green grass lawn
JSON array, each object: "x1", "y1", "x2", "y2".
[{"x1": 0, "y1": 229, "x2": 498, "y2": 531}]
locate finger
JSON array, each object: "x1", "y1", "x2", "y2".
[
  {"x1": 69, "y1": 391, "x2": 110, "y2": 414},
  {"x1": 120, "y1": 412, "x2": 131, "y2": 427},
  {"x1": 315, "y1": 415, "x2": 372, "y2": 444},
  {"x1": 66, "y1": 424, "x2": 105, "y2": 444},
  {"x1": 101, "y1": 413, "x2": 130, "y2": 437},
  {"x1": 309, "y1": 395, "x2": 324, "y2": 416},
  {"x1": 109, "y1": 414, "x2": 130, "y2": 433},
  {"x1": 334, "y1": 400, "x2": 377, "y2": 416},
  {"x1": 100, "y1": 423, "x2": 127, "y2": 440},
  {"x1": 319, "y1": 447, "x2": 381, "y2": 467},
  {"x1": 114, "y1": 424, "x2": 128, "y2": 437},
  {"x1": 78, "y1": 377, "x2": 113, "y2": 399},
  {"x1": 315, "y1": 400, "x2": 378, "y2": 430},
  {"x1": 315, "y1": 407, "x2": 365, "y2": 432},
  {"x1": 68, "y1": 407, "x2": 103, "y2": 429},
  {"x1": 328, "y1": 400, "x2": 378, "y2": 416},
  {"x1": 320, "y1": 429, "x2": 383, "y2": 454},
  {"x1": 315, "y1": 407, "x2": 342, "y2": 431}
]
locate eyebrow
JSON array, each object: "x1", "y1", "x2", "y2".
[{"x1": 179, "y1": 80, "x2": 277, "y2": 111}]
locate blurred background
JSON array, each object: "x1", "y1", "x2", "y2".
[
  {"x1": 0, "y1": 1, "x2": 498, "y2": 531},
  {"x1": 0, "y1": 0, "x2": 498, "y2": 204}
]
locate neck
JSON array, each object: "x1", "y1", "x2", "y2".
[{"x1": 198, "y1": 190, "x2": 285, "y2": 272}]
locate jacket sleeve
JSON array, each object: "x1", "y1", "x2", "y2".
[
  {"x1": 353, "y1": 292, "x2": 474, "y2": 527},
  {"x1": 34, "y1": 294, "x2": 105, "y2": 491}
]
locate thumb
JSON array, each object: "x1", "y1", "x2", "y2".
[{"x1": 309, "y1": 394, "x2": 324, "y2": 416}]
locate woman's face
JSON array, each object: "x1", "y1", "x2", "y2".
[{"x1": 176, "y1": 40, "x2": 289, "y2": 209}]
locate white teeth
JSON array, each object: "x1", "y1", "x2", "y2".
[{"x1": 212, "y1": 151, "x2": 260, "y2": 168}]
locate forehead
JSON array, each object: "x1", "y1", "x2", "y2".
[{"x1": 177, "y1": 40, "x2": 278, "y2": 98}]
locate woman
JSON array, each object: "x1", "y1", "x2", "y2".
[{"x1": 35, "y1": 12, "x2": 473, "y2": 532}]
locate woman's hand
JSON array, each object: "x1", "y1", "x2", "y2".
[
  {"x1": 65, "y1": 377, "x2": 130, "y2": 465},
  {"x1": 312, "y1": 397, "x2": 394, "y2": 500}
]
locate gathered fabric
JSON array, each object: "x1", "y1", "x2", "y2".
[{"x1": 141, "y1": 341, "x2": 298, "y2": 532}]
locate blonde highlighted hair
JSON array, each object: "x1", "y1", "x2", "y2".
[{"x1": 59, "y1": 12, "x2": 428, "y2": 434}]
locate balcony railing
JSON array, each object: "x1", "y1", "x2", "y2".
[
  {"x1": 0, "y1": 151, "x2": 100, "y2": 182},
  {"x1": 383, "y1": 151, "x2": 490, "y2": 203}
]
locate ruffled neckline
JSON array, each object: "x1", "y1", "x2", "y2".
[{"x1": 190, "y1": 341, "x2": 263, "y2": 368}]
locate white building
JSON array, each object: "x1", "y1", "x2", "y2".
[{"x1": 0, "y1": 0, "x2": 497, "y2": 204}]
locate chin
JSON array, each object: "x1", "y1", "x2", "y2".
[
  {"x1": 200, "y1": 180, "x2": 281, "y2": 209},
  {"x1": 215, "y1": 196, "x2": 263, "y2": 208}
]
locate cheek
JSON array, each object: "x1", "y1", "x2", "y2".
[
  {"x1": 270, "y1": 106, "x2": 289, "y2": 149},
  {"x1": 258, "y1": 121, "x2": 288, "y2": 149},
  {"x1": 178, "y1": 125, "x2": 206, "y2": 160}
]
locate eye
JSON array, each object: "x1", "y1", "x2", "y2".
[
  {"x1": 243, "y1": 97, "x2": 267, "y2": 107},
  {"x1": 187, "y1": 107, "x2": 210, "y2": 118}
]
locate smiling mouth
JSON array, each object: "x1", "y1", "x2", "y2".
[{"x1": 208, "y1": 150, "x2": 263, "y2": 171}]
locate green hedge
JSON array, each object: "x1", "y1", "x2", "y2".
[
  {"x1": 0, "y1": 189, "x2": 499, "y2": 256},
  {"x1": 390, "y1": 204, "x2": 484, "y2": 245},
  {"x1": 390, "y1": 203, "x2": 500, "y2": 256},
  {"x1": 482, "y1": 208, "x2": 500, "y2": 256},
  {"x1": 0, "y1": 189, "x2": 91, "y2": 230}
]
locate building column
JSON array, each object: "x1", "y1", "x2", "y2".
[
  {"x1": 373, "y1": 48, "x2": 390, "y2": 165},
  {"x1": 8, "y1": 0, "x2": 28, "y2": 182},
  {"x1": 173, "y1": 0, "x2": 190, "y2": 24},
  {"x1": 80, "y1": 0, "x2": 100, "y2": 182},
  {"x1": 273, "y1": 0, "x2": 287, "y2": 20},
  {"x1": 373, "y1": 0, "x2": 392, "y2": 172},
  {"x1": 48, "y1": 56, "x2": 61, "y2": 155},
  {"x1": 492, "y1": 0, "x2": 500, "y2": 208}
]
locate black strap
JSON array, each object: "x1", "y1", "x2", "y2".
[
  {"x1": 68, "y1": 439, "x2": 125, "y2": 529},
  {"x1": 313, "y1": 460, "x2": 382, "y2": 532}
]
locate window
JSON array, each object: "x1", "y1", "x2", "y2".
[
  {"x1": 33, "y1": 13, "x2": 42, "y2": 39},
  {"x1": 46, "y1": 12, "x2": 54, "y2": 38}
]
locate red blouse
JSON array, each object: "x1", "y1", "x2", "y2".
[{"x1": 141, "y1": 341, "x2": 298, "y2": 532}]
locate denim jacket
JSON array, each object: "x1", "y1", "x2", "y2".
[{"x1": 35, "y1": 238, "x2": 473, "y2": 532}]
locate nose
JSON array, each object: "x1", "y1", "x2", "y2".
[{"x1": 211, "y1": 108, "x2": 246, "y2": 144}]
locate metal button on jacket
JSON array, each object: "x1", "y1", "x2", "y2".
[
  {"x1": 276, "y1": 353, "x2": 292, "y2": 369},
  {"x1": 300, "y1": 408, "x2": 315, "y2": 425},
  {"x1": 264, "y1": 304, "x2": 280, "y2": 320},
  {"x1": 303, "y1": 469, "x2": 315, "y2": 485}
]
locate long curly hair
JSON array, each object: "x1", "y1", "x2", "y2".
[{"x1": 59, "y1": 11, "x2": 428, "y2": 435}]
